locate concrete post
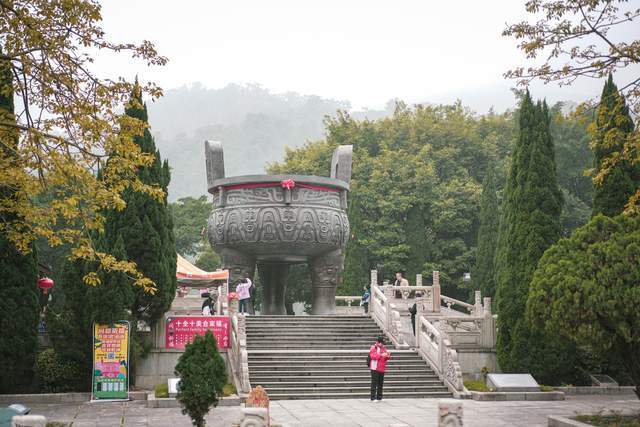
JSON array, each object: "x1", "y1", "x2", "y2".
[
  {"x1": 371, "y1": 269, "x2": 377, "y2": 288},
  {"x1": 416, "y1": 273, "x2": 423, "y2": 287}
]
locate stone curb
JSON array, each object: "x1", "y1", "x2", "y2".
[
  {"x1": 146, "y1": 394, "x2": 241, "y2": 408},
  {"x1": 554, "y1": 386, "x2": 636, "y2": 395},
  {"x1": 547, "y1": 415, "x2": 593, "y2": 427},
  {"x1": 0, "y1": 391, "x2": 147, "y2": 404},
  {"x1": 471, "y1": 391, "x2": 565, "y2": 401}
]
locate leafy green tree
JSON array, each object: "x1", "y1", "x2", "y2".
[
  {"x1": 175, "y1": 331, "x2": 227, "y2": 427},
  {"x1": 0, "y1": 54, "x2": 39, "y2": 393},
  {"x1": 527, "y1": 214, "x2": 640, "y2": 397},
  {"x1": 195, "y1": 247, "x2": 221, "y2": 272},
  {"x1": 494, "y1": 92, "x2": 579, "y2": 382},
  {"x1": 104, "y1": 85, "x2": 176, "y2": 328},
  {"x1": 171, "y1": 196, "x2": 212, "y2": 256},
  {"x1": 591, "y1": 75, "x2": 638, "y2": 217},
  {"x1": 473, "y1": 167, "x2": 499, "y2": 298}
]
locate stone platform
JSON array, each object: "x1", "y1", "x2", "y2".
[{"x1": 24, "y1": 394, "x2": 640, "y2": 427}]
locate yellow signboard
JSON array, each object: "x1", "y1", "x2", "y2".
[{"x1": 92, "y1": 321, "x2": 130, "y2": 400}]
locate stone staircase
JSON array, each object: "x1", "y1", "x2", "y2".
[{"x1": 245, "y1": 315, "x2": 452, "y2": 400}]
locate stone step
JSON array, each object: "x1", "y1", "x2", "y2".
[
  {"x1": 246, "y1": 325, "x2": 381, "y2": 330},
  {"x1": 248, "y1": 355, "x2": 421, "y2": 361},
  {"x1": 247, "y1": 328, "x2": 380, "y2": 338},
  {"x1": 249, "y1": 360, "x2": 427, "y2": 368},
  {"x1": 262, "y1": 385, "x2": 450, "y2": 394},
  {"x1": 249, "y1": 369, "x2": 435, "y2": 377},
  {"x1": 250, "y1": 365, "x2": 429, "y2": 372},
  {"x1": 251, "y1": 375, "x2": 443, "y2": 387},
  {"x1": 246, "y1": 315, "x2": 370, "y2": 319},
  {"x1": 247, "y1": 338, "x2": 382, "y2": 344},
  {"x1": 266, "y1": 391, "x2": 452, "y2": 400}
]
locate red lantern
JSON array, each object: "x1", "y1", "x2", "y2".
[{"x1": 38, "y1": 277, "x2": 54, "y2": 295}]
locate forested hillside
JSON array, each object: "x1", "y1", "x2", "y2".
[{"x1": 148, "y1": 83, "x2": 352, "y2": 200}]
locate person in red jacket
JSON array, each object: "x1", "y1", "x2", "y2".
[{"x1": 369, "y1": 336, "x2": 391, "y2": 401}]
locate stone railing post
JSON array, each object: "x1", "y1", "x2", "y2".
[
  {"x1": 474, "y1": 290, "x2": 482, "y2": 316},
  {"x1": 416, "y1": 273, "x2": 423, "y2": 287},
  {"x1": 480, "y1": 297, "x2": 496, "y2": 348},
  {"x1": 432, "y1": 271, "x2": 441, "y2": 313},
  {"x1": 371, "y1": 269, "x2": 378, "y2": 287}
]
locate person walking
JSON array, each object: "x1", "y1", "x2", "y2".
[
  {"x1": 409, "y1": 291, "x2": 423, "y2": 335},
  {"x1": 393, "y1": 271, "x2": 409, "y2": 298},
  {"x1": 369, "y1": 336, "x2": 391, "y2": 401},
  {"x1": 360, "y1": 285, "x2": 370, "y2": 314},
  {"x1": 236, "y1": 277, "x2": 252, "y2": 314}
]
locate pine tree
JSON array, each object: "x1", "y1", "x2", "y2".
[
  {"x1": 0, "y1": 52, "x2": 40, "y2": 393},
  {"x1": 404, "y1": 206, "x2": 429, "y2": 284},
  {"x1": 473, "y1": 167, "x2": 499, "y2": 298},
  {"x1": 592, "y1": 74, "x2": 638, "y2": 217},
  {"x1": 494, "y1": 92, "x2": 579, "y2": 382},
  {"x1": 104, "y1": 83, "x2": 176, "y2": 328}
]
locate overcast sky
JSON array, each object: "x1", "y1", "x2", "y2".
[{"x1": 97, "y1": 1, "x2": 638, "y2": 113}]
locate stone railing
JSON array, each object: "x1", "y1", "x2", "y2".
[
  {"x1": 416, "y1": 315, "x2": 465, "y2": 395},
  {"x1": 228, "y1": 311, "x2": 251, "y2": 393},
  {"x1": 369, "y1": 273, "x2": 407, "y2": 348},
  {"x1": 335, "y1": 296, "x2": 363, "y2": 314}
]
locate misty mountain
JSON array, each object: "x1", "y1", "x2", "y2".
[{"x1": 147, "y1": 83, "x2": 356, "y2": 200}]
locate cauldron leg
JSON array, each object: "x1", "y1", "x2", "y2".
[
  {"x1": 310, "y1": 250, "x2": 343, "y2": 315},
  {"x1": 258, "y1": 262, "x2": 289, "y2": 315},
  {"x1": 219, "y1": 248, "x2": 256, "y2": 314}
]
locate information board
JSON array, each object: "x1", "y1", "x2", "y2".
[
  {"x1": 92, "y1": 321, "x2": 130, "y2": 400},
  {"x1": 165, "y1": 316, "x2": 230, "y2": 349}
]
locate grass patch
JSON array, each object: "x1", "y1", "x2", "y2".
[
  {"x1": 464, "y1": 380, "x2": 489, "y2": 392},
  {"x1": 222, "y1": 383, "x2": 237, "y2": 397},
  {"x1": 575, "y1": 414, "x2": 640, "y2": 427},
  {"x1": 539, "y1": 385, "x2": 554, "y2": 392},
  {"x1": 154, "y1": 383, "x2": 169, "y2": 398}
]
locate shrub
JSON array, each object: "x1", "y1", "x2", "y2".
[
  {"x1": 37, "y1": 349, "x2": 85, "y2": 393},
  {"x1": 175, "y1": 331, "x2": 227, "y2": 427},
  {"x1": 222, "y1": 383, "x2": 236, "y2": 397},
  {"x1": 155, "y1": 383, "x2": 169, "y2": 398},
  {"x1": 464, "y1": 380, "x2": 489, "y2": 392}
]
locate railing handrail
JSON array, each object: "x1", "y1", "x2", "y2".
[
  {"x1": 441, "y1": 295, "x2": 475, "y2": 311},
  {"x1": 335, "y1": 296, "x2": 362, "y2": 301},
  {"x1": 229, "y1": 311, "x2": 250, "y2": 393}
]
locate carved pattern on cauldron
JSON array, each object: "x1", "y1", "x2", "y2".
[
  {"x1": 208, "y1": 206, "x2": 349, "y2": 248},
  {"x1": 214, "y1": 187, "x2": 341, "y2": 209}
]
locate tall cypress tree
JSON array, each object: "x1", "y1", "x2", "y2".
[
  {"x1": 473, "y1": 167, "x2": 499, "y2": 298},
  {"x1": 592, "y1": 74, "x2": 638, "y2": 217},
  {"x1": 0, "y1": 52, "x2": 40, "y2": 393},
  {"x1": 104, "y1": 83, "x2": 176, "y2": 328},
  {"x1": 494, "y1": 92, "x2": 578, "y2": 382},
  {"x1": 46, "y1": 233, "x2": 133, "y2": 390}
]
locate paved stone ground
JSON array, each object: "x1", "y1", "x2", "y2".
[{"x1": 27, "y1": 395, "x2": 640, "y2": 427}]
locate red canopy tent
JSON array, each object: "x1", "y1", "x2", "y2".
[{"x1": 176, "y1": 254, "x2": 229, "y2": 287}]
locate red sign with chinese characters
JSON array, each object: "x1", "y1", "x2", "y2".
[{"x1": 165, "y1": 316, "x2": 230, "y2": 349}]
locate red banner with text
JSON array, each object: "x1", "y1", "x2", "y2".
[{"x1": 165, "y1": 316, "x2": 230, "y2": 349}]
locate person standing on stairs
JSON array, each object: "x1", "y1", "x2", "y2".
[
  {"x1": 236, "y1": 277, "x2": 253, "y2": 314},
  {"x1": 369, "y1": 336, "x2": 391, "y2": 401}
]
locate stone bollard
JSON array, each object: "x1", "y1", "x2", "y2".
[
  {"x1": 241, "y1": 385, "x2": 270, "y2": 427},
  {"x1": 11, "y1": 415, "x2": 47, "y2": 427},
  {"x1": 239, "y1": 407, "x2": 269, "y2": 427},
  {"x1": 438, "y1": 400, "x2": 463, "y2": 426}
]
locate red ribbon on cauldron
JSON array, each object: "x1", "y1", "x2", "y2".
[{"x1": 281, "y1": 179, "x2": 296, "y2": 190}]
